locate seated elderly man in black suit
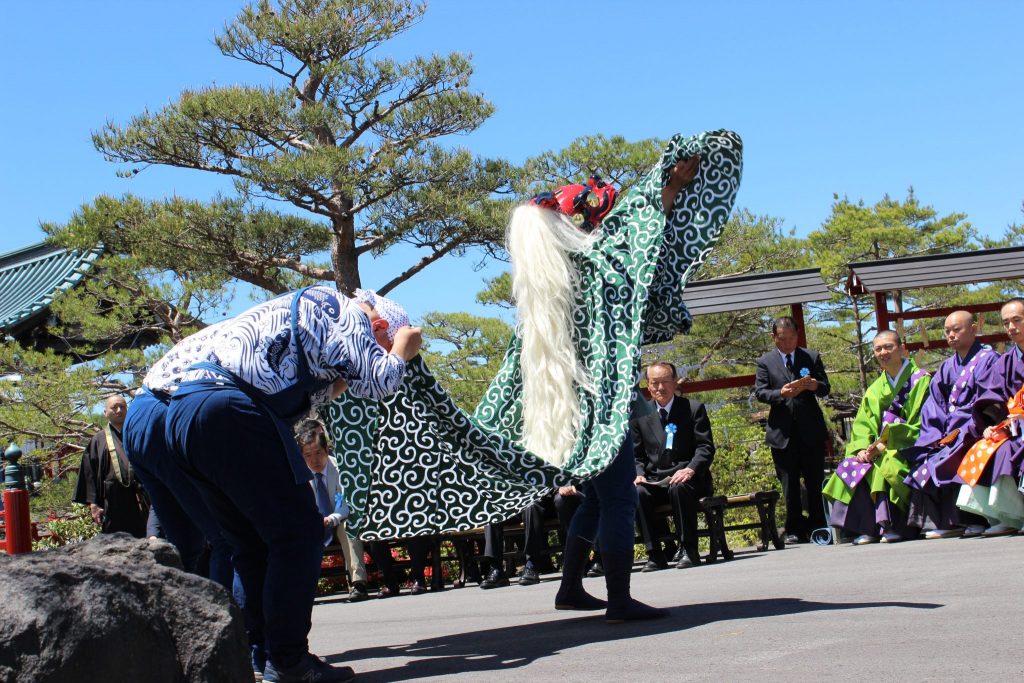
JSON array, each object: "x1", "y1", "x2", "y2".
[{"x1": 632, "y1": 361, "x2": 715, "y2": 570}]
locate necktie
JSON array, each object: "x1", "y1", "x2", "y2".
[
  {"x1": 659, "y1": 408, "x2": 668, "y2": 426},
  {"x1": 785, "y1": 354, "x2": 794, "y2": 377},
  {"x1": 314, "y1": 473, "x2": 334, "y2": 546}
]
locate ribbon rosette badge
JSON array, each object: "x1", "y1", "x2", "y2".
[
  {"x1": 665, "y1": 423, "x2": 677, "y2": 450},
  {"x1": 799, "y1": 367, "x2": 810, "y2": 378}
]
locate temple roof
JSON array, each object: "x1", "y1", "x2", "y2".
[
  {"x1": 846, "y1": 246, "x2": 1024, "y2": 295},
  {"x1": 0, "y1": 241, "x2": 103, "y2": 335},
  {"x1": 682, "y1": 267, "x2": 831, "y2": 316}
]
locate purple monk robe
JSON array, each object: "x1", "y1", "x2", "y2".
[
  {"x1": 970, "y1": 348, "x2": 1024, "y2": 484},
  {"x1": 901, "y1": 343, "x2": 1000, "y2": 488},
  {"x1": 835, "y1": 458, "x2": 873, "y2": 490},
  {"x1": 829, "y1": 484, "x2": 912, "y2": 538}
]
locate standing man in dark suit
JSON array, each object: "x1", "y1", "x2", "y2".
[
  {"x1": 633, "y1": 361, "x2": 716, "y2": 570},
  {"x1": 754, "y1": 316, "x2": 831, "y2": 544}
]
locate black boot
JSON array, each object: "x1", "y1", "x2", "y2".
[
  {"x1": 603, "y1": 551, "x2": 669, "y2": 623},
  {"x1": 554, "y1": 536, "x2": 607, "y2": 610}
]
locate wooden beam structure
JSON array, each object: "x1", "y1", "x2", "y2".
[{"x1": 847, "y1": 247, "x2": 1024, "y2": 357}]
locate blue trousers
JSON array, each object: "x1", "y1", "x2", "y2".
[
  {"x1": 164, "y1": 385, "x2": 323, "y2": 669},
  {"x1": 567, "y1": 438, "x2": 639, "y2": 556},
  {"x1": 123, "y1": 390, "x2": 233, "y2": 589}
]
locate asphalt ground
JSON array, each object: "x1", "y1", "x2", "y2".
[{"x1": 308, "y1": 536, "x2": 1024, "y2": 682}]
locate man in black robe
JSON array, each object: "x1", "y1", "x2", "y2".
[{"x1": 73, "y1": 395, "x2": 149, "y2": 537}]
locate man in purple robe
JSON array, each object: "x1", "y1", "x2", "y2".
[
  {"x1": 902, "y1": 310, "x2": 998, "y2": 538},
  {"x1": 956, "y1": 298, "x2": 1024, "y2": 535}
]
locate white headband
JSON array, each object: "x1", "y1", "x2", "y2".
[{"x1": 353, "y1": 289, "x2": 409, "y2": 343}]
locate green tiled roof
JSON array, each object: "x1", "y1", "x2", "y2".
[{"x1": 0, "y1": 241, "x2": 103, "y2": 333}]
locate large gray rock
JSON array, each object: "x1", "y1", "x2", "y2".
[{"x1": 0, "y1": 533, "x2": 250, "y2": 682}]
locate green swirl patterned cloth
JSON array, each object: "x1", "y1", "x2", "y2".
[{"x1": 324, "y1": 130, "x2": 743, "y2": 540}]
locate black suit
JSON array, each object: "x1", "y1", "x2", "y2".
[
  {"x1": 754, "y1": 347, "x2": 830, "y2": 539},
  {"x1": 631, "y1": 398, "x2": 715, "y2": 562}
]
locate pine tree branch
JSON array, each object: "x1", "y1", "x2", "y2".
[
  {"x1": 267, "y1": 256, "x2": 333, "y2": 281},
  {"x1": 356, "y1": 234, "x2": 387, "y2": 255},
  {"x1": 376, "y1": 238, "x2": 466, "y2": 295}
]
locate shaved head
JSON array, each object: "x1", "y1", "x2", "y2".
[
  {"x1": 1001, "y1": 299, "x2": 1024, "y2": 350},
  {"x1": 873, "y1": 329, "x2": 902, "y2": 346},
  {"x1": 104, "y1": 395, "x2": 127, "y2": 409},
  {"x1": 1002, "y1": 299, "x2": 1024, "y2": 316},
  {"x1": 103, "y1": 395, "x2": 128, "y2": 429},
  {"x1": 943, "y1": 310, "x2": 977, "y2": 355},
  {"x1": 946, "y1": 310, "x2": 974, "y2": 328},
  {"x1": 872, "y1": 330, "x2": 905, "y2": 375}
]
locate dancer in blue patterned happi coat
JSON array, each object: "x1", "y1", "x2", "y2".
[{"x1": 126, "y1": 286, "x2": 420, "y2": 683}]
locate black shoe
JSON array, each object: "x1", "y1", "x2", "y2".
[
  {"x1": 641, "y1": 550, "x2": 668, "y2": 572},
  {"x1": 586, "y1": 561, "x2": 604, "y2": 578},
  {"x1": 410, "y1": 582, "x2": 428, "y2": 595},
  {"x1": 519, "y1": 565, "x2": 540, "y2": 586},
  {"x1": 784, "y1": 533, "x2": 802, "y2": 545},
  {"x1": 480, "y1": 567, "x2": 509, "y2": 589},
  {"x1": 670, "y1": 547, "x2": 685, "y2": 564},
  {"x1": 378, "y1": 584, "x2": 399, "y2": 599},
  {"x1": 676, "y1": 551, "x2": 700, "y2": 569},
  {"x1": 347, "y1": 581, "x2": 369, "y2": 603},
  {"x1": 264, "y1": 653, "x2": 355, "y2": 683}
]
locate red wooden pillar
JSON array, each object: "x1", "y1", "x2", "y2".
[
  {"x1": 789, "y1": 303, "x2": 808, "y2": 347},
  {"x1": 3, "y1": 444, "x2": 32, "y2": 555},
  {"x1": 874, "y1": 292, "x2": 890, "y2": 331},
  {"x1": 2, "y1": 491, "x2": 31, "y2": 554}
]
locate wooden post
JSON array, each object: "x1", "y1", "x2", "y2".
[
  {"x1": 893, "y1": 291, "x2": 906, "y2": 341},
  {"x1": 3, "y1": 444, "x2": 32, "y2": 555},
  {"x1": 790, "y1": 303, "x2": 807, "y2": 347},
  {"x1": 874, "y1": 292, "x2": 890, "y2": 331}
]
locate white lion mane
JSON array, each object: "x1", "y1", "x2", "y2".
[{"x1": 505, "y1": 204, "x2": 598, "y2": 467}]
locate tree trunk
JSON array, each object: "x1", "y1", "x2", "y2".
[
  {"x1": 852, "y1": 295, "x2": 868, "y2": 391},
  {"x1": 331, "y1": 204, "x2": 360, "y2": 296}
]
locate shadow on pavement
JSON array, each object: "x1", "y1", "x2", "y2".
[{"x1": 326, "y1": 597, "x2": 942, "y2": 681}]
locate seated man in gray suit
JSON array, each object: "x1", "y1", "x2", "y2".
[{"x1": 632, "y1": 361, "x2": 716, "y2": 570}]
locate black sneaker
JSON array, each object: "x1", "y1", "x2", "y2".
[{"x1": 263, "y1": 653, "x2": 355, "y2": 682}]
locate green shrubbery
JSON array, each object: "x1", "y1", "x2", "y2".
[{"x1": 27, "y1": 472, "x2": 101, "y2": 550}]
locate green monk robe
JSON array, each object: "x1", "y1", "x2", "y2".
[
  {"x1": 325, "y1": 130, "x2": 743, "y2": 541},
  {"x1": 823, "y1": 360, "x2": 931, "y2": 509}
]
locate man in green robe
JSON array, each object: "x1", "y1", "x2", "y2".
[{"x1": 823, "y1": 330, "x2": 931, "y2": 544}]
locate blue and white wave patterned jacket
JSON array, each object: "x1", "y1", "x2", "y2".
[{"x1": 144, "y1": 286, "x2": 406, "y2": 406}]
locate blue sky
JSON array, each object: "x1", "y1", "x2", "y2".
[{"x1": 2, "y1": 1, "x2": 1022, "y2": 324}]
